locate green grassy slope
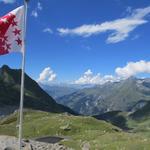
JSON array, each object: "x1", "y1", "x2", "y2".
[
  {"x1": 0, "y1": 110, "x2": 150, "y2": 150},
  {"x1": 127, "y1": 102, "x2": 150, "y2": 137}
]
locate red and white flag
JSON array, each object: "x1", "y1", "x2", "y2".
[{"x1": 0, "y1": 6, "x2": 24, "y2": 55}]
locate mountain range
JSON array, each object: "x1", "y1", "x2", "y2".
[
  {"x1": 1, "y1": 64, "x2": 150, "y2": 118},
  {"x1": 40, "y1": 83, "x2": 95, "y2": 99},
  {"x1": 57, "y1": 77, "x2": 150, "y2": 115},
  {"x1": 40, "y1": 84, "x2": 78, "y2": 99}
]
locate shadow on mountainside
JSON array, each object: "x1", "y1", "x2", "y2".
[{"x1": 93, "y1": 111, "x2": 131, "y2": 130}]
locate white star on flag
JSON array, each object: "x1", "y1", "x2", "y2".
[
  {"x1": 0, "y1": 6, "x2": 24, "y2": 55},
  {"x1": 1, "y1": 18, "x2": 9, "y2": 23}
]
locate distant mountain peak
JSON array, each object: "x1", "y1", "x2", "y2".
[{"x1": 127, "y1": 76, "x2": 138, "y2": 81}]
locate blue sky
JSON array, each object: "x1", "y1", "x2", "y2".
[{"x1": 0, "y1": 0, "x2": 150, "y2": 85}]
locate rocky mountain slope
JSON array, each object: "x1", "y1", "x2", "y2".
[{"x1": 58, "y1": 77, "x2": 150, "y2": 115}]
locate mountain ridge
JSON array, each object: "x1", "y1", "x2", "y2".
[
  {"x1": 0, "y1": 65, "x2": 76, "y2": 116},
  {"x1": 57, "y1": 77, "x2": 150, "y2": 115}
]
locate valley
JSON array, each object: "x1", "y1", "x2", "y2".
[{"x1": 0, "y1": 65, "x2": 150, "y2": 149}]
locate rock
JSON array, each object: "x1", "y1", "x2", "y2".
[
  {"x1": 4, "y1": 147, "x2": 15, "y2": 150},
  {"x1": 23, "y1": 143, "x2": 33, "y2": 150},
  {"x1": 60, "y1": 123, "x2": 71, "y2": 131},
  {"x1": 82, "y1": 142, "x2": 90, "y2": 150},
  {"x1": 0, "y1": 135, "x2": 71, "y2": 150},
  {"x1": 23, "y1": 139, "x2": 30, "y2": 143}
]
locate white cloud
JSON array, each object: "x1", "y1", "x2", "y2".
[
  {"x1": 0, "y1": 0, "x2": 15, "y2": 4},
  {"x1": 31, "y1": 10, "x2": 38, "y2": 18},
  {"x1": 115, "y1": 60, "x2": 150, "y2": 78},
  {"x1": 75, "y1": 69, "x2": 100, "y2": 84},
  {"x1": 37, "y1": 67, "x2": 57, "y2": 84},
  {"x1": 75, "y1": 69, "x2": 119, "y2": 85},
  {"x1": 37, "y1": 61, "x2": 150, "y2": 85},
  {"x1": 37, "y1": 2, "x2": 42, "y2": 10},
  {"x1": 57, "y1": 6, "x2": 150, "y2": 43},
  {"x1": 75, "y1": 60, "x2": 150, "y2": 85},
  {"x1": 43, "y1": 28, "x2": 53, "y2": 34},
  {"x1": 31, "y1": 2, "x2": 42, "y2": 18}
]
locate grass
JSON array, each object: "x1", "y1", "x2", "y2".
[{"x1": 0, "y1": 110, "x2": 150, "y2": 150}]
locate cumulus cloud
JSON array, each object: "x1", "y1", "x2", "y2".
[
  {"x1": 43, "y1": 28, "x2": 53, "y2": 34},
  {"x1": 75, "y1": 60, "x2": 150, "y2": 85},
  {"x1": 31, "y1": 2, "x2": 43, "y2": 18},
  {"x1": 57, "y1": 6, "x2": 150, "y2": 43},
  {"x1": 0, "y1": 0, "x2": 15, "y2": 4},
  {"x1": 37, "y1": 61, "x2": 150, "y2": 85},
  {"x1": 75, "y1": 69, "x2": 119, "y2": 85},
  {"x1": 37, "y1": 67, "x2": 57, "y2": 84},
  {"x1": 115, "y1": 60, "x2": 150, "y2": 78}
]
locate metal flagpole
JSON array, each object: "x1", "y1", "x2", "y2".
[{"x1": 18, "y1": 0, "x2": 28, "y2": 149}]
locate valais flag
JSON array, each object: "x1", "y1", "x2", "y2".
[{"x1": 0, "y1": 6, "x2": 24, "y2": 55}]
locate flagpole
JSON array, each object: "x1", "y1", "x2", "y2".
[{"x1": 18, "y1": 0, "x2": 28, "y2": 149}]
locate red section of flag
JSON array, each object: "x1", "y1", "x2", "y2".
[
  {"x1": 0, "y1": 14, "x2": 15, "y2": 55},
  {"x1": 0, "y1": 14, "x2": 15, "y2": 35},
  {"x1": 0, "y1": 6, "x2": 24, "y2": 55}
]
